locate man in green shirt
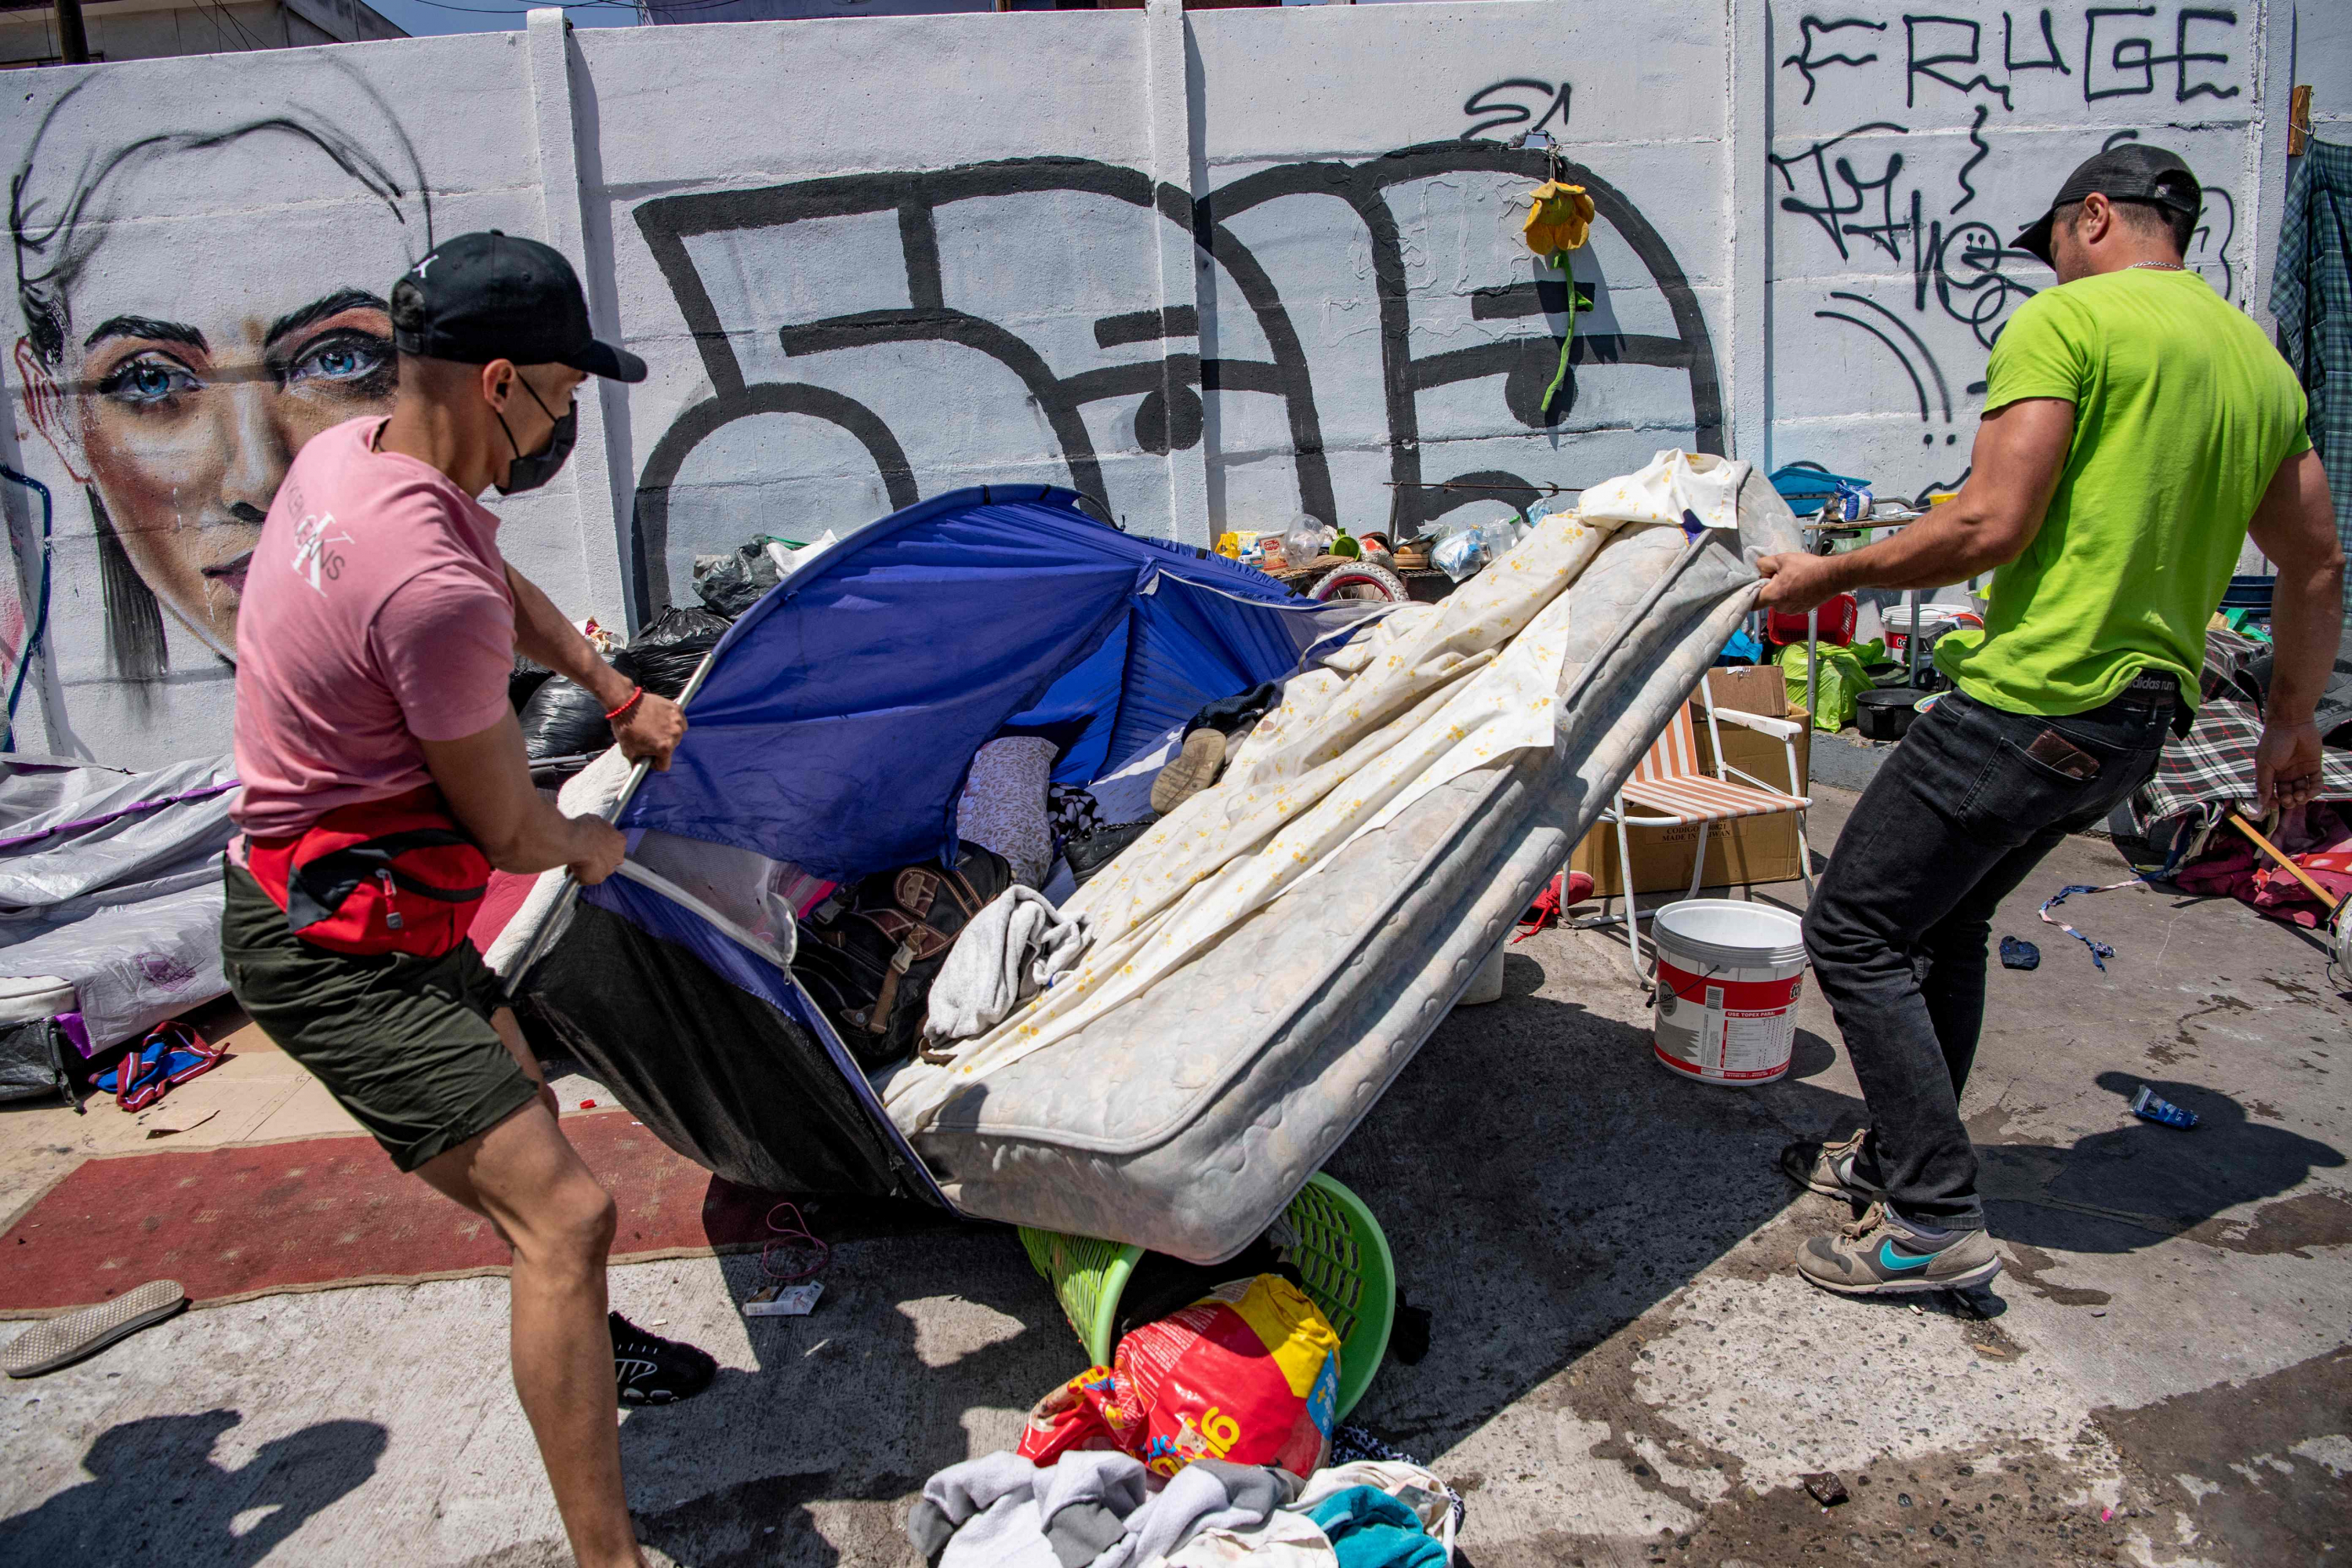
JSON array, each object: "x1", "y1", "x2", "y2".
[{"x1": 1754, "y1": 145, "x2": 2344, "y2": 1298}]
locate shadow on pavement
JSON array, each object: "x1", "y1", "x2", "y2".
[
  {"x1": 0, "y1": 1410, "x2": 387, "y2": 1566},
  {"x1": 1322, "y1": 970, "x2": 1864, "y2": 1461},
  {"x1": 1981, "y1": 1071, "x2": 2349, "y2": 1258}
]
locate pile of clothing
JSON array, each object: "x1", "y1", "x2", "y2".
[
  {"x1": 909, "y1": 1454, "x2": 1452, "y2": 1567},
  {"x1": 912, "y1": 1268, "x2": 1454, "y2": 1566}
]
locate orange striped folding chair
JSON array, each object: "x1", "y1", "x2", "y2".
[{"x1": 1593, "y1": 679, "x2": 1813, "y2": 974}]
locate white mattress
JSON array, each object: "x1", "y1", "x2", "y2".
[{"x1": 891, "y1": 481, "x2": 1798, "y2": 1261}]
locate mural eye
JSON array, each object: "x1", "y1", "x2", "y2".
[
  {"x1": 292, "y1": 333, "x2": 390, "y2": 387},
  {"x1": 99, "y1": 357, "x2": 198, "y2": 406}
]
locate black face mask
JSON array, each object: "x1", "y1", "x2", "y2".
[{"x1": 494, "y1": 374, "x2": 577, "y2": 495}]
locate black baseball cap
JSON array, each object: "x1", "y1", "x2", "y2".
[
  {"x1": 2012, "y1": 144, "x2": 2201, "y2": 267},
  {"x1": 391, "y1": 230, "x2": 645, "y2": 383}
]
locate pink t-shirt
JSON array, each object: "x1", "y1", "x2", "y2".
[{"x1": 232, "y1": 417, "x2": 515, "y2": 838}]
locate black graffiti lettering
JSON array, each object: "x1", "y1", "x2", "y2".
[
  {"x1": 1094, "y1": 307, "x2": 1199, "y2": 349},
  {"x1": 1937, "y1": 221, "x2": 2038, "y2": 349},
  {"x1": 1953, "y1": 103, "x2": 1991, "y2": 213},
  {"x1": 627, "y1": 146, "x2": 1719, "y2": 602},
  {"x1": 1768, "y1": 122, "x2": 1910, "y2": 262},
  {"x1": 2002, "y1": 7, "x2": 2071, "y2": 75},
  {"x1": 2191, "y1": 182, "x2": 2236, "y2": 299},
  {"x1": 1460, "y1": 79, "x2": 1570, "y2": 141},
  {"x1": 1780, "y1": 16, "x2": 1887, "y2": 107},
  {"x1": 1827, "y1": 289, "x2": 1951, "y2": 423},
  {"x1": 2084, "y1": 6, "x2": 2158, "y2": 99},
  {"x1": 2082, "y1": 6, "x2": 2237, "y2": 102},
  {"x1": 1904, "y1": 16, "x2": 2013, "y2": 111},
  {"x1": 1904, "y1": 189, "x2": 2039, "y2": 352},
  {"x1": 2173, "y1": 9, "x2": 2239, "y2": 102}
]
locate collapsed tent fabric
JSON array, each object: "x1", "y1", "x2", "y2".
[
  {"x1": 0, "y1": 755, "x2": 238, "y2": 1069},
  {"x1": 619, "y1": 486, "x2": 1328, "y2": 884}
]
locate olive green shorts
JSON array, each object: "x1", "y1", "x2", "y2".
[{"x1": 221, "y1": 862, "x2": 539, "y2": 1173}]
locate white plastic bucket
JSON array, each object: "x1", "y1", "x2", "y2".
[{"x1": 1650, "y1": 899, "x2": 1808, "y2": 1086}]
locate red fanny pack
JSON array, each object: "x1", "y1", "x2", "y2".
[{"x1": 246, "y1": 785, "x2": 491, "y2": 958}]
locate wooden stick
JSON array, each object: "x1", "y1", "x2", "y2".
[{"x1": 2230, "y1": 813, "x2": 2344, "y2": 912}]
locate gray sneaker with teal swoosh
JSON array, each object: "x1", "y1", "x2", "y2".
[
  {"x1": 1780, "y1": 1128, "x2": 1886, "y2": 1203},
  {"x1": 1796, "y1": 1202, "x2": 2002, "y2": 1296}
]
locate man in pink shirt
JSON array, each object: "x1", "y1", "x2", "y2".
[{"x1": 223, "y1": 231, "x2": 702, "y2": 1568}]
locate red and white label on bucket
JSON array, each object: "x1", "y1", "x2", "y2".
[{"x1": 1653, "y1": 963, "x2": 1804, "y2": 1082}]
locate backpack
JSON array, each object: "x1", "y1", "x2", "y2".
[
  {"x1": 245, "y1": 784, "x2": 491, "y2": 959},
  {"x1": 794, "y1": 840, "x2": 1014, "y2": 1071}
]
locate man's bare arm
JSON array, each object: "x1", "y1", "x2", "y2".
[
  {"x1": 419, "y1": 712, "x2": 626, "y2": 882},
  {"x1": 505, "y1": 565, "x2": 687, "y2": 771},
  {"x1": 1755, "y1": 398, "x2": 2076, "y2": 612},
  {"x1": 2245, "y1": 447, "x2": 2346, "y2": 811}
]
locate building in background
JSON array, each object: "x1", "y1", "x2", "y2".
[
  {"x1": 641, "y1": 0, "x2": 1276, "y2": 22},
  {"x1": 2, "y1": 0, "x2": 402, "y2": 67}
]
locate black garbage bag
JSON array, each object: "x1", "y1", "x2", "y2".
[
  {"x1": 613, "y1": 605, "x2": 729, "y2": 699},
  {"x1": 517, "y1": 677, "x2": 612, "y2": 762},
  {"x1": 510, "y1": 654, "x2": 554, "y2": 713},
  {"x1": 692, "y1": 543, "x2": 782, "y2": 619}
]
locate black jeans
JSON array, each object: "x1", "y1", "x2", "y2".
[{"x1": 1802, "y1": 684, "x2": 2174, "y2": 1229}]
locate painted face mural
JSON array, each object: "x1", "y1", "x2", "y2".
[{"x1": 9, "y1": 61, "x2": 431, "y2": 677}]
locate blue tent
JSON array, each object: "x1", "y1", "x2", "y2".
[{"x1": 619, "y1": 485, "x2": 1334, "y2": 884}]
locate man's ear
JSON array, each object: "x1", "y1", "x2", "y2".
[
  {"x1": 2078, "y1": 194, "x2": 2113, "y2": 245},
  {"x1": 14, "y1": 337, "x2": 89, "y2": 485},
  {"x1": 480, "y1": 358, "x2": 516, "y2": 412}
]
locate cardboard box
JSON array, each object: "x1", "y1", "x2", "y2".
[{"x1": 1569, "y1": 668, "x2": 1813, "y2": 898}]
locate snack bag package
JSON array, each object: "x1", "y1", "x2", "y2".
[
  {"x1": 1015, "y1": 1366, "x2": 1139, "y2": 1465},
  {"x1": 1108, "y1": 1275, "x2": 1342, "y2": 1479}
]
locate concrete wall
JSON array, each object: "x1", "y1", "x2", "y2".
[{"x1": 2, "y1": 0, "x2": 2342, "y2": 767}]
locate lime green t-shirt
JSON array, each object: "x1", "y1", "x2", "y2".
[{"x1": 1933, "y1": 268, "x2": 2312, "y2": 717}]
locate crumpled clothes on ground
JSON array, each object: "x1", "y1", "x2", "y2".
[
  {"x1": 925, "y1": 886, "x2": 1094, "y2": 1047},
  {"x1": 1301, "y1": 1487, "x2": 1444, "y2": 1568},
  {"x1": 960, "y1": 736, "x2": 1062, "y2": 888},
  {"x1": 906, "y1": 1450, "x2": 1306, "y2": 1567}
]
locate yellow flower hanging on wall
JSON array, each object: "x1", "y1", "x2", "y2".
[
  {"x1": 1521, "y1": 180, "x2": 1596, "y2": 419},
  {"x1": 1522, "y1": 180, "x2": 1593, "y2": 260}
]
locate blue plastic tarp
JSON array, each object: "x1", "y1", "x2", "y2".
[{"x1": 619, "y1": 486, "x2": 1331, "y2": 883}]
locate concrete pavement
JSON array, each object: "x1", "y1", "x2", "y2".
[{"x1": 1, "y1": 784, "x2": 2346, "y2": 1566}]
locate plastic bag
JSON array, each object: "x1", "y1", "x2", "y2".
[
  {"x1": 517, "y1": 677, "x2": 611, "y2": 761},
  {"x1": 1777, "y1": 637, "x2": 1885, "y2": 732},
  {"x1": 1014, "y1": 1274, "x2": 1340, "y2": 1479},
  {"x1": 1431, "y1": 529, "x2": 1490, "y2": 582},
  {"x1": 693, "y1": 542, "x2": 783, "y2": 618},
  {"x1": 510, "y1": 655, "x2": 554, "y2": 713},
  {"x1": 1283, "y1": 514, "x2": 1333, "y2": 571},
  {"x1": 615, "y1": 604, "x2": 728, "y2": 699}
]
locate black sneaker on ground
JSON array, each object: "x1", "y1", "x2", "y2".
[{"x1": 610, "y1": 1312, "x2": 717, "y2": 1406}]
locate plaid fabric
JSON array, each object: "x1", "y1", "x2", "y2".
[
  {"x1": 2270, "y1": 137, "x2": 2352, "y2": 589},
  {"x1": 2133, "y1": 624, "x2": 2352, "y2": 850}
]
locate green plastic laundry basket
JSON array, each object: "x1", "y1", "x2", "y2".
[{"x1": 1018, "y1": 1171, "x2": 1396, "y2": 1421}]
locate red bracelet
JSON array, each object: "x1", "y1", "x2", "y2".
[{"x1": 604, "y1": 685, "x2": 644, "y2": 721}]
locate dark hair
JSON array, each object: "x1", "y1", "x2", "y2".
[
  {"x1": 89, "y1": 491, "x2": 167, "y2": 681},
  {"x1": 2056, "y1": 195, "x2": 2195, "y2": 256}
]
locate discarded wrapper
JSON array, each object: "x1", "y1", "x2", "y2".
[
  {"x1": 2130, "y1": 1085, "x2": 2198, "y2": 1129},
  {"x1": 744, "y1": 1282, "x2": 823, "y2": 1318},
  {"x1": 1998, "y1": 935, "x2": 2040, "y2": 971}
]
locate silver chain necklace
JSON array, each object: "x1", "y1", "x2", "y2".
[{"x1": 2128, "y1": 261, "x2": 2185, "y2": 270}]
